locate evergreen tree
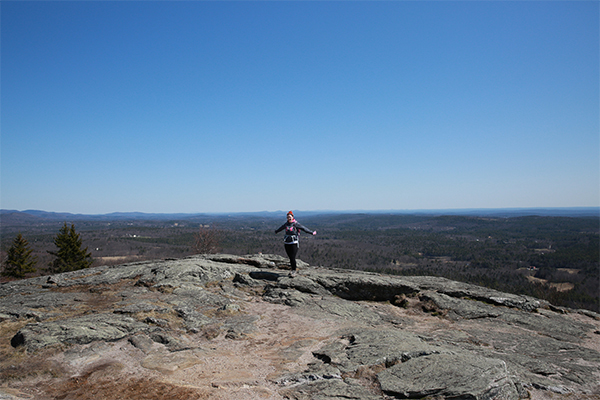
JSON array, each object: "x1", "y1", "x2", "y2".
[
  {"x1": 2, "y1": 233, "x2": 37, "y2": 278},
  {"x1": 48, "y1": 223, "x2": 93, "y2": 273}
]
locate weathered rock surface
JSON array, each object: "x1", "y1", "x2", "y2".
[{"x1": 0, "y1": 254, "x2": 598, "y2": 400}]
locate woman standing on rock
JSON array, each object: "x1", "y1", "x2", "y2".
[{"x1": 275, "y1": 211, "x2": 316, "y2": 276}]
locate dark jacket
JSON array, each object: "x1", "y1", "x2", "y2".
[{"x1": 275, "y1": 221, "x2": 314, "y2": 244}]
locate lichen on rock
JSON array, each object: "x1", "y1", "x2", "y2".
[{"x1": 1, "y1": 254, "x2": 598, "y2": 400}]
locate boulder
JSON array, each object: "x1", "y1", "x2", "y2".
[
  {"x1": 11, "y1": 313, "x2": 152, "y2": 351},
  {"x1": 378, "y1": 353, "x2": 519, "y2": 399}
]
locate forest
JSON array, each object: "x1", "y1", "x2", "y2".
[{"x1": 1, "y1": 211, "x2": 598, "y2": 313}]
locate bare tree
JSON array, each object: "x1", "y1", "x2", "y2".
[{"x1": 193, "y1": 225, "x2": 222, "y2": 254}]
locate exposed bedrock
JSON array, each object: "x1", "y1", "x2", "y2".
[{"x1": 1, "y1": 254, "x2": 598, "y2": 400}]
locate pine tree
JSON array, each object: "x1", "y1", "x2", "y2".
[
  {"x1": 2, "y1": 233, "x2": 38, "y2": 278},
  {"x1": 48, "y1": 223, "x2": 93, "y2": 273}
]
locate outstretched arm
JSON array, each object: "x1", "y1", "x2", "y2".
[
  {"x1": 275, "y1": 223, "x2": 287, "y2": 233},
  {"x1": 296, "y1": 223, "x2": 316, "y2": 235}
]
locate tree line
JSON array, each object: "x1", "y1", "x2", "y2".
[
  {"x1": 2, "y1": 214, "x2": 598, "y2": 313},
  {"x1": 1, "y1": 222, "x2": 92, "y2": 278}
]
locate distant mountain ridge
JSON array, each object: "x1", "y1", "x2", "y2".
[
  {"x1": 1, "y1": 207, "x2": 598, "y2": 222},
  {"x1": 0, "y1": 210, "x2": 212, "y2": 222}
]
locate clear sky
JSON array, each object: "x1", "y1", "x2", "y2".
[{"x1": 1, "y1": 1, "x2": 598, "y2": 214}]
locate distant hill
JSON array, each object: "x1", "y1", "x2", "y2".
[
  {"x1": 2, "y1": 207, "x2": 598, "y2": 223},
  {"x1": 0, "y1": 209, "x2": 212, "y2": 222},
  {"x1": 340, "y1": 207, "x2": 600, "y2": 217}
]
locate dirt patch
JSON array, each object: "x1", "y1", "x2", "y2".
[
  {"x1": 0, "y1": 319, "x2": 67, "y2": 386},
  {"x1": 526, "y1": 276, "x2": 574, "y2": 292},
  {"x1": 557, "y1": 268, "x2": 580, "y2": 275},
  {"x1": 96, "y1": 256, "x2": 145, "y2": 264},
  {"x1": 43, "y1": 363, "x2": 210, "y2": 400},
  {"x1": 548, "y1": 282, "x2": 575, "y2": 292},
  {"x1": 166, "y1": 299, "x2": 347, "y2": 399},
  {"x1": 1, "y1": 299, "x2": 348, "y2": 400}
]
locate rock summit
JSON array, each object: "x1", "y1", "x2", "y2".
[{"x1": 1, "y1": 254, "x2": 598, "y2": 399}]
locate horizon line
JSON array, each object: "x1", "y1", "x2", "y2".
[{"x1": 2, "y1": 206, "x2": 599, "y2": 217}]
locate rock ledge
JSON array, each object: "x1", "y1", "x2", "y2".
[{"x1": 1, "y1": 254, "x2": 598, "y2": 400}]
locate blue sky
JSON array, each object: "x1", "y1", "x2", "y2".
[{"x1": 2, "y1": 1, "x2": 598, "y2": 214}]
